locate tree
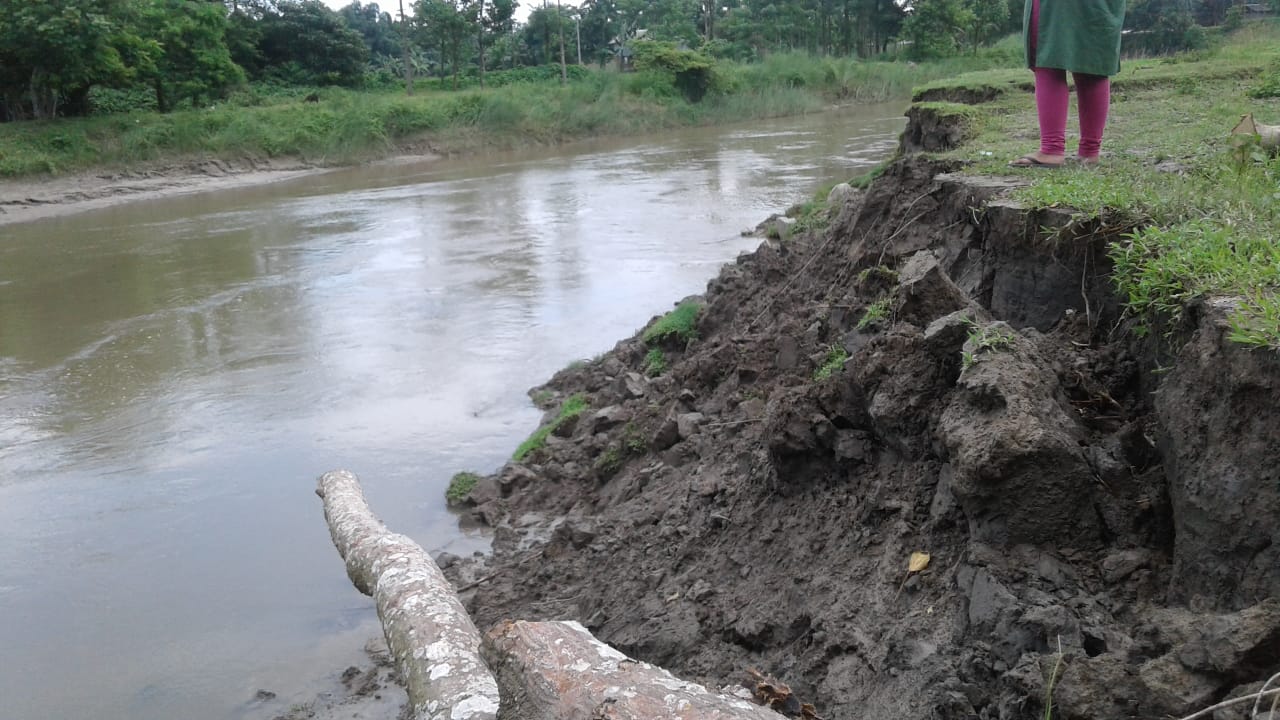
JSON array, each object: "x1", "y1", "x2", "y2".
[
  {"x1": 1125, "y1": 0, "x2": 1206, "y2": 53},
  {"x1": 337, "y1": 1, "x2": 403, "y2": 57},
  {"x1": 0, "y1": 0, "x2": 139, "y2": 119},
  {"x1": 139, "y1": 0, "x2": 244, "y2": 111},
  {"x1": 900, "y1": 0, "x2": 975, "y2": 59},
  {"x1": 415, "y1": 0, "x2": 471, "y2": 86},
  {"x1": 966, "y1": 0, "x2": 1009, "y2": 51},
  {"x1": 484, "y1": 0, "x2": 518, "y2": 69},
  {"x1": 256, "y1": 0, "x2": 369, "y2": 85}
]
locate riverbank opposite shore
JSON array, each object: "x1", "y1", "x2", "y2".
[{"x1": 0, "y1": 157, "x2": 322, "y2": 227}]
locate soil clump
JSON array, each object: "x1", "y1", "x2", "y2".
[{"x1": 447, "y1": 154, "x2": 1280, "y2": 718}]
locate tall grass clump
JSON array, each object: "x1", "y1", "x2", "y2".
[{"x1": 1111, "y1": 222, "x2": 1280, "y2": 347}]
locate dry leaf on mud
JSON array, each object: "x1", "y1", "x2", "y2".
[
  {"x1": 744, "y1": 668, "x2": 825, "y2": 719},
  {"x1": 908, "y1": 551, "x2": 931, "y2": 573}
]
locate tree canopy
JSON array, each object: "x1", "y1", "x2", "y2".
[{"x1": 0, "y1": 0, "x2": 1264, "y2": 121}]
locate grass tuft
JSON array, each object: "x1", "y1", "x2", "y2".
[
  {"x1": 513, "y1": 393, "x2": 588, "y2": 462},
  {"x1": 643, "y1": 301, "x2": 702, "y2": 345},
  {"x1": 445, "y1": 471, "x2": 481, "y2": 505},
  {"x1": 962, "y1": 323, "x2": 1017, "y2": 370},
  {"x1": 857, "y1": 298, "x2": 892, "y2": 330},
  {"x1": 813, "y1": 344, "x2": 849, "y2": 381},
  {"x1": 644, "y1": 347, "x2": 668, "y2": 376},
  {"x1": 1111, "y1": 222, "x2": 1280, "y2": 344}
]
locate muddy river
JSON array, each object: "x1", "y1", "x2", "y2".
[{"x1": 0, "y1": 106, "x2": 903, "y2": 720}]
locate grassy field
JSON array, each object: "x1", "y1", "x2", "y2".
[
  {"x1": 0, "y1": 41, "x2": 1025, "y2": 179},
  {"x1": 912, "y1": 20, "x2": 1280, "y2": 348}
]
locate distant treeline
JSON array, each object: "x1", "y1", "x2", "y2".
[{"x1": 0, "y1": 0, "x2": 1271, "y2": 121}]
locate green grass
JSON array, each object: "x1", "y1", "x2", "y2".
[
  {"x1": 513, "y1": 393, "x2": 589, "y2": 462},
  {"x1": 445, "y1": 471, "x2": 481, "y2": 504},
  {"x1": 594, "y1": 446, "x2": 624, "y2": 477},
  {"x1": 857, "y1": 298, "x2": 891, "y2": 330},
  {"x1": 643, "y1": 301, "x2": 702, "y2": 345},
  {"x1": 962, "y1": 322, "x2": 1017, "y2": 370},
  {"x1": 923, "y1": 20, "x2": 1280, "y2": 349},
  {"x1": 791, "y1": 198, "x2": 832, "y2": 235},
  {"x1": 644, "y1": 347, "x2": 668, "y2": 376},
  {"x1": 813, "y1": 344, "x2": 849, "y2": 381},
  {"x1": 623, "y1": 423, "x2": 648, "y2": 454}
]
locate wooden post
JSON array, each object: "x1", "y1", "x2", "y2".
[{"x1": 316, "y1": 470, "x2": 500, "y2": 720}]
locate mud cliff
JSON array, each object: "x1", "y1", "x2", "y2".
[{"x1": 447, "y1": 152, "x2": 1280, "y2": 719}]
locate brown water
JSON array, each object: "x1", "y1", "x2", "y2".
[{"x1": 0, "y1": 106, "x2": 903, "y2": 720}]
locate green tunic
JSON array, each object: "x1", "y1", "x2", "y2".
[{"x1": 1023, "y1": 0, "x2": 1127, "y2": 77}]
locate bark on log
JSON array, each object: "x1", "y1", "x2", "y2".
[
  {"x1": 482, "y1": 619, "x2": 785, "y2": 720},
  {"x1": 316, "y1": 470, "x2": 500, "y2": 720},
  {"x1": 1232, "y1": 113, "x2": 1280, "y2": 151}
]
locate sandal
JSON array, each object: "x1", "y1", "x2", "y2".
[{"x1": 1008, "y1": 154, "x2": 1065, "y2": 169}]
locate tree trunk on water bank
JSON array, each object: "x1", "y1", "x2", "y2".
[
  {"x1": 317, "y1": 470, "x2": 787, "y2": 720},
  {"x1": 482, "y1": 619, "x2": 788, "y2": 720},
  {"x1": 316, "y1": 470, "x2": 500, "y2": 720}
]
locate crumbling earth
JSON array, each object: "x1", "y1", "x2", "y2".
[{"x1": 448, "y1": 155, "x2": 1280, "y2": 720}]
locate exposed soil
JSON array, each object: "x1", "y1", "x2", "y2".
[
  {"x1": 446, "y1": 154, "x2": 1280, "y2": 719},
  {"x1": 260, "y1": 637, "x2": 409, "y2": 720}
]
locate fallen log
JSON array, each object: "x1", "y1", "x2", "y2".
[
  {"x1": 316, "y1": 470, "x2": 500, "y2": 720},
  {"x1": 482, "y1": 619, "x2": 785, "y2": 720},
  {"x1": 1231, "y1": 113, "x2": 1280, "y2": 151}
]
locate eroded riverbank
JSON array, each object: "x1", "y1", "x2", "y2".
[
  {"x1": 446, "y1": 151, "x2": 1280, "y2": 719},
  {"x1": 0, "y1": 107, "x2": 906, "y2": 720}
]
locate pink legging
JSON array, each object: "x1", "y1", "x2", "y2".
[{"x1": 1030, "y1": 0, "x2": 1111, "y2": 158}]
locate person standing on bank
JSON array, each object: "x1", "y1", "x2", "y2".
[{"x1": 1010, "y1": 0, "x2": 1127, "y2": 168}]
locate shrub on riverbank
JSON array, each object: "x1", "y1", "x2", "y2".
[{"x1": 0, "y1": 43, "x2": 1026, "y2": 179}]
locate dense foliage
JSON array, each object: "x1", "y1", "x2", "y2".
[{"x1": 0, "y1": 0, "x2": 1272, "y2": 121}]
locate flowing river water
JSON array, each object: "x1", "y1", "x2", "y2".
[{"x1": 0, "y1": 106, "x2": 903, "y2": 720}]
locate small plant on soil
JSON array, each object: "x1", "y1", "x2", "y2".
[
  {"x1": 791, "y1": 199, "x2": 830, "y2": 235},
  {"x1": 622, "y1": 423, "x2": 648, "y2": 454},
  {"x1": 594, "y1": 446, "x2": 623, "y2": 477},
  {"x1": 857, "y1": 298, "x2": 891, "y2": 330},
  {"x1": 1229, "y1": 293, "x2": 1280, "y2": 350},
  {"x1": 643, "y1": 301, "x2": 702, "y2": 345},
  {"x1": 644, "y1": 347, "x2": 667, "y2": 376},
  {"x1": 813, "y1": 344, "x2": 849, "y2": 381},
  {"x1": 513, "y1": 393, "x2": 588, "y2": 461},
  {"x1": 849, "y1": 160, "x2": 889, "y2": 189},
  {"x1": 855, "y1": 265, "x2": 899, "y2": 286},
  {"x1": 445, "y1": 471, "x2": 481, "y2": 505},
  {"x1": 530, "y1": 389, "x2": 554, "y2": 407},
  {"x1": 1042, "y1": 636, "x2": 1064, "y2": 720},
  {"x1": 962, "y1": 323, "x2": 1016, "y2": 370}
]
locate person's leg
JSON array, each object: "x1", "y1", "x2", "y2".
[
  {"x1": 1073, "y1": 72, "x2": 1112, "y2": 160},
  {"x1": 1035, "y1": 67, "x2": 1069, "y2": 158},
  {"x1": 1013, "y1": 0, "x2": 1068, "y2": 166}
]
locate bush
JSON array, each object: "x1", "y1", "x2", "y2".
[
  {"x1": 89, "y1": 86, "x2": 159, "y2": 115},
  {"x1": 631, "y1": 41, "x2": 719, "y2": 102}
]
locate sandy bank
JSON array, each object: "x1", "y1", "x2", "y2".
[{"x1": 0, "y1": 153, "x2": 435, "y2": 228}]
